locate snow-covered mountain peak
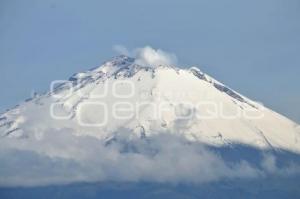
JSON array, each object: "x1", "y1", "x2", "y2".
[
  {"x1": 98, "y1": 54, "x2": 177, "y2": 71},
  {"x1": 100, "y1": 55, "x2": 135, "y2": 70},
  {"x1": 67, "y1": 55, "x2": 180, "y2": 87},
  {"x1": 68, "y1": 55, "x2": 134, "y2": 80},
  {"x1": 1, "y1": 55, "x2": 300, "y2": 154}
]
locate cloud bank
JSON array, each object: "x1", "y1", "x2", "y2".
[
  {"x1": 113, "y1": 45, "x2": 178, "y2": 67},
  {"x1": 0, "y1": 129, "x2": 299, "y2": 187}
]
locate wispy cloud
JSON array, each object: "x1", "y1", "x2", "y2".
[{"x1": 113, "y1": 45, "x2": 178, "y2": 67}]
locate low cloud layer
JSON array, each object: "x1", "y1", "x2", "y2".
[
  {"x1": 113, "y1": 45, "x2": 178, "y2": 67},
  {"x1": 0, "y1": 129, "x2": 299, "y2": 187}
]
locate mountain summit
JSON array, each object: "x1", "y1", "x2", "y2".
[{"x1": 0, "y1": 55, "x2": 299, "y2": 153}]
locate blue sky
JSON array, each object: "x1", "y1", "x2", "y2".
[{"x1": 0, "y1": 0, "x2": 299, "y2": 123}]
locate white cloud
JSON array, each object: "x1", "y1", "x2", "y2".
[
  {"x1": 113, "y1": 45, "x2": 178, "y2": 67},
  {"x1": 0, "y1": 128, "x2": 299, "y2": 187},
  {"x1": 133, "y1": 46, "x2": 178, "y2": 67},
  {"x1": 261, "y1": 153, "x2": 300, "y2": 175}
]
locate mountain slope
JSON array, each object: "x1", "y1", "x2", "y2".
[{"x1": 0, "y1": 55, "x2": 299, "y2": 153}]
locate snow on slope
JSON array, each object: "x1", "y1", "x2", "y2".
[{"x1": 0, "y1": 55, "x2": 299, "y2": 154}]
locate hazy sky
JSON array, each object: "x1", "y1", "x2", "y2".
[{"x1": 0, "y1": 0, "x2": 299, "y2": 123}]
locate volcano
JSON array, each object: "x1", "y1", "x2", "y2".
[
  {"x1": 1, "y1": 55, "x2": 299, "y2": 152},
  {"x1": 1, "y1": 55, "x2": 300, "y2": 199}
]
